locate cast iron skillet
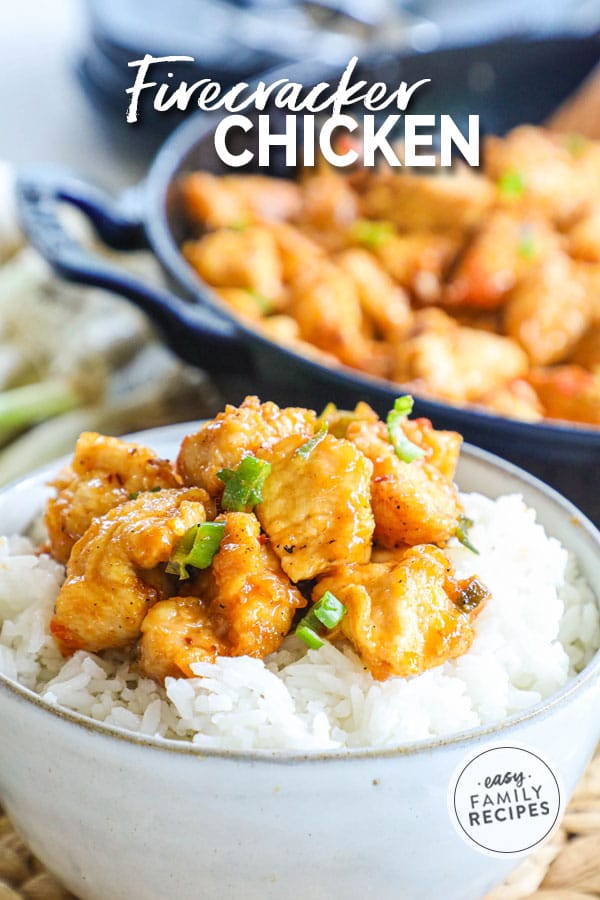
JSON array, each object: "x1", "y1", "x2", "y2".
[{"x1": 16, "y1": 36, "x2": 600, "y2": 523}]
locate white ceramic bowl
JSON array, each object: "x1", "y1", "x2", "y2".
[{"x1": 0, "y1": 424, "x2": 599, "y2": 900}]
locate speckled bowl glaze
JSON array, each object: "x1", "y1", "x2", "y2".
[{"x1": 0, "y1": 425, "x2": 599, "y2": 900}]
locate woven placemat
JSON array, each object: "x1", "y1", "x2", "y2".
[{"x1": 2, "y1": 751, "x2": 600, "y2": 899}]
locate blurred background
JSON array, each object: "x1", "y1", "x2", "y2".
[{"x1": 0, "y1": 0, "x2": 599, "y2": 488}]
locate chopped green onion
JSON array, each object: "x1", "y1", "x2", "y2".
[
  {"x1": 218, "y1": 455, "x2": 272, "y2": 512},
  {"x1": 566, "y1": 133, "x2": 588, "y2": 157},
  {"x1": 318, "y1": 403, "x2": 359, "y2": 438},
  {"x1": 128, "y1": 485, "x2": 162, "y2": 501},
  {"x1": 228, "y1": 218, "x2": 249, "y2": 231},
  {"x1": 455, "y1": 515, "x2": 479, "y2": 555},
  {"x1": 296, "y1": 421, "x2": 328, "y2": 459},
  {"x1": 312, "y1": 591, "x2": 347, "y2": 628},
  {"x1": 295, "y1": 591, "x2": 346, "y2": 648},
  {"x1": 456, "y1": 577, "x2": 488, "y2": 612},
  {"x1": 166, "y1": 521, "x2": 226, "y2": 580},
  {"x1": 386, "y1": 395, "x2": 425, "y2": 463},
  {"x1": 248, "y1": 289, "x2": 272, "y2": 314},
  {"x1": 295, "y1": 624, "x2": 324, "y2": 649},
  {"x1": 350, "y1": 219, "x2": 395, "y2": 249},
  {"x1": 518, "y1": 227, "x2": 536, "y2": 260},
  {"x1": 498, "y1": 169, "x2": 526, "y2": 198}
]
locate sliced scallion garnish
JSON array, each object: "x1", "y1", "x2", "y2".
[
  {"x1": 386, "y1": 396, "x2": 425, "y2": 463},
  {"x1": 498, "y1": 169, "x2": 525, "y2": 198},
  {"x1": 455, "y1": 515, "x2": 479, "y2": 555},
  {"x1": 128, "y1": 485, "x2": 162, "y2": 501},
  {"x1": 518, "y1": 226, "x2": 536, "y2": 260},
  {"x1": 318, "y1": 402, "x2": 361, "y2": 438},
  {"x1": 567, "y1": 133, "x2": 588, "y2": 157},
  {"x1": 296, "y1": 421, "x2": 328, "y2": 459},
  {"x1": 295, "y1": 591, "x2": 346, "y2": 649},
  {"x1": 218, "y1": 455, "x2": 272, "y2": 512},
  {"x1": 350, "y1": 219, "x2": 395, "y2": 249},
  {"x1": 166, "y1": 521, "x2": 226, "y2": 580},
  {"x1": 248, "y1": 289, "x2": 272, "y2": 314}
]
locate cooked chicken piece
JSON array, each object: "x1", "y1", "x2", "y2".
[
  {"x1": 571, "y1": 322, "x2": 600, "y2": 371},
  {"x1": 359, "y1": 170, "x2": 494, "y2": 233},
  {"x1": 346, "y1": 418, "x2": 461, "y2": 548},
  {"x1": 408, "y1": 307, "x2": 457, "y2": 336},
  {"x1": 477, "y1": 379, "x2": 544, "y2": 422},
  {"x1": 259, "y1": 316, "x2": 342, "y2": 368},
  {"x1": 319, "y1": 401, "x2": 461, "y2": 478},
  {"x1": 299, "y1": 171, "x2": 358, "y2": 232},
  {"x1": 336, "y1": 248, "x2": 412, "y2": 339},
  {"x1": 573, "y1": 263, "x2": 600, "y2": 325},
  {"x1": 182, "y1": 172, "x2": 302, "y2": 229},
  {"x1": 504, "y1": 255, "x2": 592, "y2": 366},
  {"x1": 46, "y1": 432, "x2": 180, "y2": 565},
  {"x1": 568, "y1": 206, "x2": 600, "y2": 262},
  {"x1": 259, "y1": 314, "x2": 300, "y2": 343},
  {"x1": 51, "y1": 488, "x2": 209, "y2": 655},
  {"x1": 270, "y1": 222, "x2": 326, "y2": 281},
  {"x1": 366, "y1": 232, "x2": 459, "y2": 303},
  {"x1": 319, "y1": 400, "x2": 379, "y2": 438},
  {"x1": 140, "y1": 512, "x2": 305, "y2": 680},
  {"x1": 527, "y1": 366, "x2": 600, "y2": 426},
  {"x1": 177, "y1": 396, "x2": 317, "y2": 496},
  {"x1": 485, "y1": 126, "x2": 589, "y2": 226},
  {"x1": 576, "y1": 139, "x2": 600, "y2": 197},
  {"x1": 444, "y1": 212, "x2": 560, "y2": 310},
  {"x1": 314, "y1": 545, "x2": 489, "y2": 680},
  {"x1": 401, "y1": 417, "x2": 463, "y2": 480},
  {"x1": 393, "y1": 318, "x2": 528, "y2": 403},
  {"x1": 287, "y1": 259, "x2": 390, "y2": 377},
  {"x1": 256, "y1": 432, "x2": 374, "y2": 581},
  {"x1": 214, "y1": 287, "x2": 272, "y2": 322},
  {"x1": 140, "y1": 597, "x2": 223, "y2": 681},
  {"x1": 451, "y1": 308, "x2": 502, "y2": 334},
  {"x1": 183, "y1": 225, "x2": 284, "y2": 302}
]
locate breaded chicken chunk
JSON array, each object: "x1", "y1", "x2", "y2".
[
  {"x1": 346, "y1": 418, "x2": 461, "y2": 548},
  {"x1": 46, "y1": 432, "x2": 180, "y2": 565},
  {"x1": 394, "y1": 312, "x2": 528, "y2": 403},
  {"x1": 504, "y1": 255, "x2": 592, "y2": 366},
  {"x1": 359, "y1": 169, "x2": 494, "y2": 233},
  {"x1": 485, "y1": 126, "x2": 589, "y2": 226},
  {"x1": 51, "y1": 488, "x2": 209, "y2": 655},
  {"x1": 336, "y1": 248, "x2": 412, "y2": 339},
  {"x1": 183, "y1": 225, "x2": 284, "y2": 302},
  {"x1": 477, "y1": 379, "x2": 544, "y2": 422},
  {"x1": 444, "y1": 212, "x2": 559, "y2": 310},
  {"x1": 177, "y1": 396, "x2": 317, "y2": 496},
  {"x1": 256, "y1": 432, "x2": 374, "y2": 581},
  {"x1": 287, "y1": 259, "x2": 388, "y2": 375},
  {"x1": 182, "y1": 172, "x2": 302, "y2": 229},
  {"x1": 527, "y1": 366, "x2": 600, "y2": 425},
  {"x1": 140, "y1": 512, "x2": 305, "y2": 680},
  {"x1": 315, "y1": 545, "x2": 489, "y2": 680}
]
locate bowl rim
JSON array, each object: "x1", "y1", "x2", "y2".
[{"x1": 0, "y1": 425, "x2": 599, "y2": 764}]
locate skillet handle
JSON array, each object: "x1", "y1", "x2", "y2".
[{"x1": 15, "y1": 168, "x2": 252, "y2": 375}]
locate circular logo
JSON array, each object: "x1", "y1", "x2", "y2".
[{"x1": 449, "y1": 745, "x2": 562, "y2": 857}]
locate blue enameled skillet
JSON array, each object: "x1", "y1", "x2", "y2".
[{"x1": 15, "y1": 37, "x2": 600, "y2": 522}]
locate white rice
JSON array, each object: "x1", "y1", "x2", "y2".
[{"x1": 0, "y1": 492, "x2": 597, "y2": 752}]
